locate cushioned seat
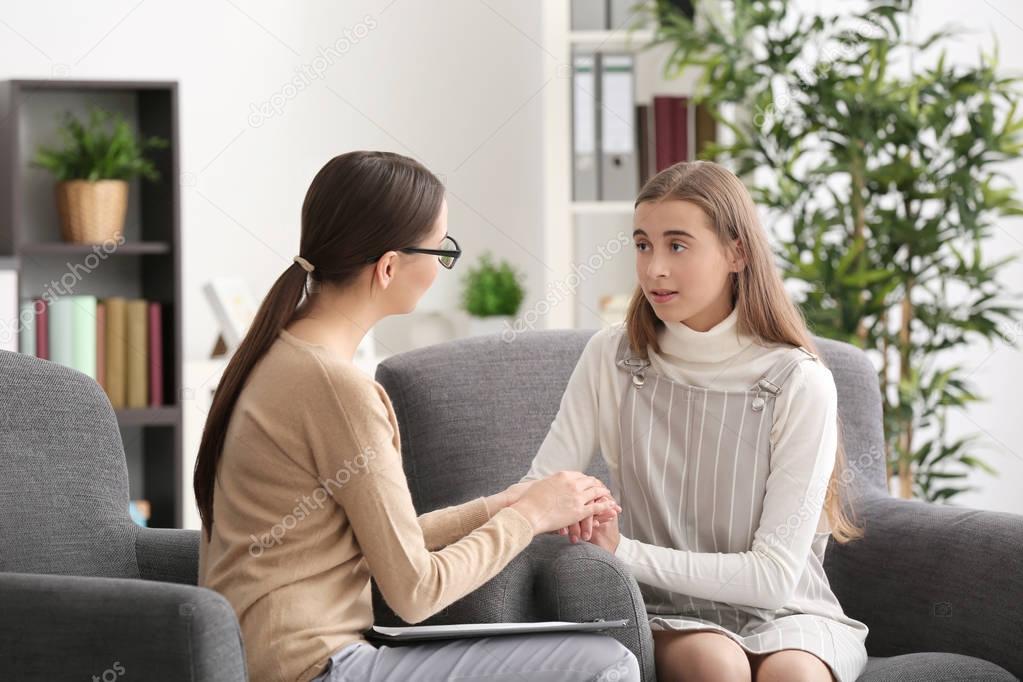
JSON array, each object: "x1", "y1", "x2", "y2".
[{"x1": 861, "y1": 653, "x2": 1016, "y2": 681}]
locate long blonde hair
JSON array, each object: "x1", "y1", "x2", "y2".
[{"x1": 626, "y1": 160, "x2": 863, "y2": 544}]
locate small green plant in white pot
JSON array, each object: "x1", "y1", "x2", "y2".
[{"x1": 461, "y1": 252, "x2": 525, "y2": 337}]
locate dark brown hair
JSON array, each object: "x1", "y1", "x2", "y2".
[
  {"x1": 194, "y1": 151, "x2": 445, "y2": 540},
  {"x1": 627, "y1": 160, "x2": 862, "y2": 543}
]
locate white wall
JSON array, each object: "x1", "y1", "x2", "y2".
[
  {"x1": 3, "y1": 0, "x2": 1021, "y2": 518},
  {"x1": 1, "y1": 0, "x2": 551, "y2": 360},
  {"x1": 1, "y1": 0, "x2": 554, "y2": 529}
]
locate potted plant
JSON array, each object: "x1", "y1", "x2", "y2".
[
  {"x1": 33, "y1": 108, "x2": 167, "y2": 244},
  {"x1": 651, "y1": 0, "x2": 1023, "y2": 501},
  {"x1": 461, "y1": 252, "x2": 526, "y2": 337}
]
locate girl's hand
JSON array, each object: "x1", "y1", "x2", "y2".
[
  {"x1": 585, "y1": 514, "x2": 620, "y2": 554},
  {"x1": 510, "y1": 471, "x2": 618, "y2": 535},
  {"x1": 555, "y1": 496, "x2": 621, "y2": 543}
]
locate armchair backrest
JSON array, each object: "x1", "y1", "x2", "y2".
[{"x1": 0, "y1": 350, "x2": 140, "y2": 577}]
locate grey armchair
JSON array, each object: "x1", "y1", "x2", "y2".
[
  {"x1": 3, "y1": 327, "x2": 1020, "y2": 682},
  {"x1": 0, "y1": 350, "x2": 246, "y2": 681},
  {"x1": 371, "y1": 330, "x2": 1022, "y2": 682}
]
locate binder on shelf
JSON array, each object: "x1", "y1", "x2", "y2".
[
  {"x1": 570, "y1": 0, "x2": 607, "y2": 31},
  {"x1": 654, "y1": 96, "x2": 689, "y2": 171},
  {"x1": 609, "y1": 0, "x2": 642, "y2": 31},
  {"x1": 636, "y1": 103, "x2": 657, "y2": 187},
  {"x1": 572, "y1": 52, "x2": 599, "y2": 202},
  {"x1": 599, "y1": 54, "x2": 638, "y2": 201},
  {"x1": 694, "y1": 102, "x2": 718, "y2": 160}
]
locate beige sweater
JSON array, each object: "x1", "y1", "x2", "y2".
[{"x1": 198, "y1": 329, "x2": 535, "y2": 682}]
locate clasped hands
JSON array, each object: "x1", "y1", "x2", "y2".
[{"x1": 491, "y1": 474, "x2": 621, "y2": 554}]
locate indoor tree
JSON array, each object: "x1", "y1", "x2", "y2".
[{"x1": 648, "y1": 0, "x2": 1023, "y2": 500}]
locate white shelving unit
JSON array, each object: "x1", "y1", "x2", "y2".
[{"x1": 540, "y1": 3, "x2": 704, "y2": 329}]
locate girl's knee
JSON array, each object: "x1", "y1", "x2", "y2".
[
  {"x1": 754, "y1": 649, "x2": 834, "y2": 682},
  {"x1": 654, "y1": 631, "x2": 751, "y2": 682}
]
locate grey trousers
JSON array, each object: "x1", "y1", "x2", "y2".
[{"x1": 311, "y1": 632, "x2": 640, "y2": 682}]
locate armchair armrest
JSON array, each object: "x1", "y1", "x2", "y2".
[
  {"x1": 0, "y1": 571, "x2": 246, "y2": 682},
  {"x1": 372, "y1": 534, "x2": 655, "y2": 682},
  {"x1": 134, "y1": 526, "x2": 200, "y2": 585},
  {"x1": 824, "y1": 494, "x2": 1023, "y2": 679}
]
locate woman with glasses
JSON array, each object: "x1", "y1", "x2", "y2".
[{"x1": 194, "y1": 151, "x2": 639, "y2": 682}]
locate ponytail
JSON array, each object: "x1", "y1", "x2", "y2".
[{"x1": 194, "y1": 263, "x2": 308, "y2": 539}]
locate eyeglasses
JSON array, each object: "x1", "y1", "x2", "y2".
[{"x1": 367, "y1": 234, "x2": 462, "y2": 270}]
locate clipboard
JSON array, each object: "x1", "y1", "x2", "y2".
[{"x1": 369, "y1": 619, "x2": 630, "y2": 642}]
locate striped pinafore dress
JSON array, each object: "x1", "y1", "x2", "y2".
[{"x1": 614, "y1": 335, "x2": 868, "y2": 682}]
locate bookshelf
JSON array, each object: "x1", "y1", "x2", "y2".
[
  {"x1": 0, "y1": 79, "x2": 183, "y2": 529},
  {"x1": 541, "y1": 3, "x2": 710, "y2": 329}
]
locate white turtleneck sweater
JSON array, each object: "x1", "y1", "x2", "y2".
[{"x1": 520, "y1": 307, "x2": 841, "y2": 612}]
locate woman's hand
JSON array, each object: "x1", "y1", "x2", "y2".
[
  {"x1": 486, "y1": 480, "x2": 535, "y2": 514},
  {"x1": 510, "y1": 471, "x2": 619, "y2": 535}
]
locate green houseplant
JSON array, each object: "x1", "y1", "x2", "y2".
[
  {"x1": 34, "y1": 108, "x2": 167, "y2": 244},
  {"x1": 649, "y1": 0, "x2": 1023, "y2": 501},
  {"x1": 461, "y1": 252, "x2": 526, "y2": 336}
]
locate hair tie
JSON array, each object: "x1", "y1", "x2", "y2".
[{"x1": 293, "y1": 255, "x2": 315, "y2": 273}]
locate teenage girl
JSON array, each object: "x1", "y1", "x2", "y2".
[
  {"x1": 194, "y1": 151, "x2": 639, "y2": 682},
  {"x1": 522, "y1": 161, "x2": 869, "y2": 682}
]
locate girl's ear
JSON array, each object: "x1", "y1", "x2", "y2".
[{"x1": 729, "y1": 239, "x2": 748, "y2": 273}]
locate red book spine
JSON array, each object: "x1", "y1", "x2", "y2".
[
  {"x1": 148, "y1": 302, "x2": 163, "y2": 407},
  {"x1": 34, "y1": 299, "x2": 49, "y2": 360}
]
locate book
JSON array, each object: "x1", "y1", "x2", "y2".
[
  {"x1": 34, "y1": 298, "x2": 49, "y2": 360},
  {"x1": 19, "y1": 301, "x2": 36, "y2": 356},
  {"x1": 0, "y1": 261, "x2": 16, "y2": 353},
  {"x1": 48, "y1": 297, "x2": 75, "y2": 368},
  {"x1": 126, "y1": 299, "x2": 149, "y2": 408},
  {"x1": 105, "y1": 297, "x2": 127, "y2": 408},
  {"x1": 148, "y1": 301, "x2": 163, "y2": 407},
  {"x1": 96, "y1": 302, "x2": 106, "y2": 390},
  {"x1": 70, "y1": 295, "x2": 97, "y2": 379}
]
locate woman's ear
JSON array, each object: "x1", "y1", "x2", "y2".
[{"x1": 372, "y1": 251, "x2": 400, "y2": 290}]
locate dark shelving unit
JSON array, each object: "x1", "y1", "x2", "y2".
[{"x1": 0, "y1": 79, "x2": 184, "y2": 528}]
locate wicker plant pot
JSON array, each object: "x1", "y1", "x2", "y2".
[{"x1": 55, "y1": 179, "x2": 129, "y2": 244}]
